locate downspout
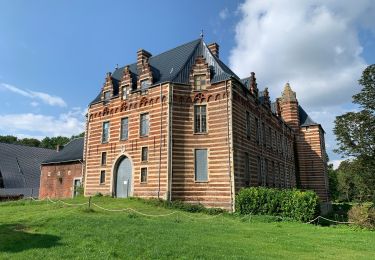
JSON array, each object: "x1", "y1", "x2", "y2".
[
  {"x1": 158, "y1": 83, "x2": 163, "y2": 199},
  {"x1": 225, "y1": 80, "x2": 234, "y2": 212},
  {"x1": 83, "y1": 110, "x2": 90, "y2": 196},
  {"x1": 168, "y1": 84, "x2": 174, "y2": 202}
]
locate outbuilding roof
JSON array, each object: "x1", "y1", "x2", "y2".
[
  {"x1": 0, "y1": 143, "x2": 56, "y2": 189},
  {"x1": 42, "y1": 137, "x2": 84, "y2": 164}
]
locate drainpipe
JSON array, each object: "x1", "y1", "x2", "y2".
[
  {"x1": 158, "y1": 83, "x2": 163, "y2": 199},
  {"x1": 168, "y1": 84, "x2": 174, "y2": 202},
  {"x1": 225, "y1": 80, "x2": 234, "y2": 212}
]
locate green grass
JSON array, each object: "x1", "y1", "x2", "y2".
[{"x1": 0, "y1": 197, "x2": 374, "y2": 259}]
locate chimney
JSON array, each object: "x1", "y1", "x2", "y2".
[
  {"x1": 137, "y1": 49, "x2": 152, "y2": 71},
  {"x1": 207, "y1": 43, "x2": 219, "y2": 58},
  {"x1": 249, "y1": 72, "x2": 258, "y2": 96},
  {"x1": 56, "y1": 145, "x2": 64, "y2": 152}
]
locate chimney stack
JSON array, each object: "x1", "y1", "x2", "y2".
[
  {"x1": 137, "y1": 49, "x2": 152, "y2": 71},
  {"x1": 207, "y1": 43, "x2": 219, "y2": 58}
]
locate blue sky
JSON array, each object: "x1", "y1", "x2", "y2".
[{"x1": 0, "y1": 0, "x2": 374, "y2": 167}]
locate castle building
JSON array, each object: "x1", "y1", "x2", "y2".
[{"x1": 83, "y1": 38, "x2": 329, "y2": 211}]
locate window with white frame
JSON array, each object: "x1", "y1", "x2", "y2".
[
  {"x1": 140, "y1": 113, "x2": 149, "y2": 137},
  {"x1": 141, "y1": 147, "x2": 148, "y2": 162},
  {"x1": 102, "y1": 121, "x2": 110, "y2": 143},
  {"x1": 194, "y1": 74, "x2": 206, "y2": 91},
  {"x1": 194, "y1": 105, "x2": 207, "y2": 133},
  {"x1": 195, "y1": 149, "x2": 208, "y2": 182},
  {"x1": 120, "y1": 117, "x2": 129, "y2": 140}
]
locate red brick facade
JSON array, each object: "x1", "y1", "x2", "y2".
[
  {"x1": 83, "y1": 40, "x2": 329, "y2": 211},
  {"x1": 39, "y1": 162, "x2": 82, "y2": 199}
]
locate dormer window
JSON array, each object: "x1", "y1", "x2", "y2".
[
  {"x1": 194, "y1": 75, "x2": 206, "y2": 91},
  {"x1": 140, "y1": 79, "x2": 151, "y2": 92},
  {"x1": 122, "y1": 86, "x2": 128, "y2": 100},
  {"x1": 103, "y1": 91, "x2": 111, "y2": 102}
]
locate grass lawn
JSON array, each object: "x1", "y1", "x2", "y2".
[{"x1": 0, "y1": 197, "x2": 374, "y2": 259}]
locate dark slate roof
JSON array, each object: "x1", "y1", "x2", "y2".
[
  {"x1": 0, "y1": 143, "x2": 56, "y2": 189},
  {"x1": 298, "y1": 105, "x2": 318, "y2": 127},
  {"x1": 90, "y1": 38, "x2": 239, "y2": 105},
  {"x1": 42, "y1": 137, "x2": 84, "y2": 164}
]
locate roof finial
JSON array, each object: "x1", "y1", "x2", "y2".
[
  {"x1": 200, "y1": 29, "x2": 204, "y2": 38},
  {"x1": 115, "y1": 64, "x2": 119, "y2": 69}
]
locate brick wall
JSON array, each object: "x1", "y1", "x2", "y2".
[{"x1": 39, "y1": 162, "x2": 82, "y2": 199}]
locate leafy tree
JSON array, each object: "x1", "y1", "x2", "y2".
[
  {"x1": 334, "y1": 64, "x2": 375, "y2": 158},
  {"x1": 333, "y1": 64, "x2": 375, "y2": 202},
  {"x1": 0, "y1": 135, "x2": 18, "y2": 144},
  {"x1": 327, "y1": 163, "x2": 339, "y2": 201},
  {"x1": 19, "y1": 138, "x2": 41, "y2": 147},
  {"x1": 40, "y1": 136, "x2": 70, "y2": 150},
  {"x1": 70, "y1": 132, "x2": 85, "y2": 140}
]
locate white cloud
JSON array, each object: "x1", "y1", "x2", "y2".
[
  {"x1": 229, "y1": 0, "x2": 374, "y2": 160},
  {"x1": 0, "y1": 109, "x2": 85, "y2": 137},
  {"x1": 330, "y1": 159, "x2": 345, "y2": 170},
  {"x1": 229, "y1": 0, "x2": 372, "y2": 108},
  {"x1": 1, "y1": 83, "x2": 67, "y2": 107},
  {"x1": 219, "y1": 8, "x2": 229, "y2": 20},
  {"x1": 30, "y1": 101, "x2": 39, "y2": 107}
]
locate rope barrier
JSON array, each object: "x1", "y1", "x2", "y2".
[
  {"x1": 305, "y1": 215, "x2": 354, "y2": 224},
  {"x1": 26, "y1": 197, "x2": 353, "y2": 224},
  {"x1": 47, "y1": 197, "x2": 89, "y2": 206}
]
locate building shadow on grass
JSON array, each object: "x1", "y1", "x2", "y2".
[{"x1": 0, "y1": 224, "x2": 61, "y2": 253}]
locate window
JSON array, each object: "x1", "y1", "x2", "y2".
[
  {"x1": 101, "y1": 152, "x2": 107, "y2": 166},
  {"x1": 255, "y1": 118, "x2": 260, "y2": 144},
  {"x1": 100, "y1": 170, "x2": 105, "y2": 184},
  {"x1": 272, "y1": 161, "x2": 275, "y2": 187},
  {"x1": 0, "y1": 171, "x2": 4, "y2": 188},
  {"x1": 141, "y1": 168, "x2": 147, "y2": 183},
  {"x1": 102, "y1": 121, "x2": 110, "y2": 143},
  {"x1": 141, "y1": 147, "x2": 148, "y2": 162},
  {"x1": 268, "y1": 127, "x2": 272, "y2": 147},
  {"x1": 194, "y1": 74, "x2": 206, "y2": 90},
  {"x1": 194, "y1": 105, "x2": 207, "y2": 133},
  {"x1": 122, "y1": 86, "x2": 128, "y2": 99},
  {"x1": 257, "y1": 156, "x2": 262, "y2": 185},
  {"x1": 140, "y1": 113, "x2": 149, "y2": 137},
  {"x1": 244, "y1": 152, "x2": 250, "y2": 186},
  {"x1": 262, "y1": 122, "x2": 266, "y2": 147},
  {"x1": 140, "y1": 79, "x2": 151, "y2": 92},
  {"x1": 120, "y1": 117, "x2": 129, "y2": 140},
  {"x1": 104, "y1": 91, "x2": 111, "y2": 101},
  {"x1": 246, "y1": 111, "x2": 251, "y2": 138},
  {"x1": 264, "y1": 159, "x2": 268, "y2": 186},
  {"x1": 195, "y1": 149, "x2": 208, "y2": 182}
]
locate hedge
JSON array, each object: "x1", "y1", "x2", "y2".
[{"x1": 236, "y1": 187, "x2": 319, "y2": 221}]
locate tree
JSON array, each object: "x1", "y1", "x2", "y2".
[
  {"x1": 40, "y1": 136, "x2": 70, "y2": 150},
  {"x1": 0, "y1": 135, "x2": 18, "y2": 144},
  {"x1": 19, "y1": 138, "x2": 41, "y2": 147},
  {"x1": 334, "y1": 64, "x2": 375, "y2": 158},
  {"x1": 334, "y1": 64, "x2": 375, "y2": 202}
]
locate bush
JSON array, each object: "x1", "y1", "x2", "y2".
[
  {"x1": 236, "y1": 187, "x2": 319, "y2": 222},
  {"x1": 348, "y1": 204, "x2": 375, "y2": 230}
]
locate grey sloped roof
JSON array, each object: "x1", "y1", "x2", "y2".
[
  {"x1": 0, "y1": 143, "x2": 56, "y2": 189},
  {"x1": 90, "y1": 38, "x2": 239, "y2": 105},
  {"x1": 42, "y1": 137, "x2": 84, "y2": 164},
  {"x1": 298, "y1": 105, "x2": 318, "y2": 126}
]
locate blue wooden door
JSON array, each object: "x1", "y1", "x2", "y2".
[{"x1": 116, "y1": 157, "x2": 132, "y2": 198}]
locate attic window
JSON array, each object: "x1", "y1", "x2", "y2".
[
  {"x1": 140, "y1": 79, "x2": 151, "y2": 92},
  {"x1": 104, "y1": 91, "x2": 111, "y2": 101},
  {"x1": 194, "y1": 75, "x2": 206, "y2": 91},
  {"x1": 122, "y1": 86, "x2": 128, "y2": 100}
]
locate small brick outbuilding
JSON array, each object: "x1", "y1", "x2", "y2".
[{"x1": 39, "y1": 138, "x2": 84, "y2": 199}]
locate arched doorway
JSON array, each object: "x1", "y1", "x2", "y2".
[{"x1": 115, "y1": 156, "x2": 133, "y2": 198}]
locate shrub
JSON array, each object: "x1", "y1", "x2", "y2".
[
  {"x1": 236, "y1": 187, "x2": 319, "y2": 222},
  {"x1": 348, "y1": 204, "x2": 375, "y2": 230}
]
